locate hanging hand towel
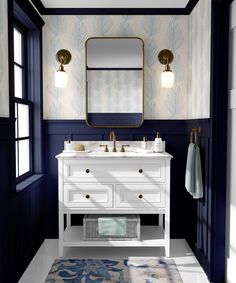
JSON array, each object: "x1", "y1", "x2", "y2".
[
  {"x1": 185, "y1": 143, "x2": 195, "y2": 195},
  {"x1": 193, "y1": 144, "x2": 203, "y2": 199},
  {"x1": 185, "y1": 143, "x2": 203, "y2": 199}
]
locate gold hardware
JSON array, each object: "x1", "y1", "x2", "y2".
[
  {"x1": 120, "y1": 145, "x2": 130, "y2": 152},
  {"x1": 190, "y1": 127, "x2": 201, "y2": 145},
  {"x1": 158, "y1": 49, "x2": 174, "y2": 65},
  {"x1": 109, "y1": 130, "x2": 117, "y2": 152},
  {"x1": 100, "y1": 144, "x2": 109, "y2": 152},
  {"x1": 86, "y1": 169, "x2": 90, "y2": 173},
  {"x1": 85, "y1": 194, "x2": 90, "y2": 199},
  {"x1": 85, "y1": 37, "x2": 144, "y2": 128},
  {"x1": 139, "y1": 169, "x2": 143, "y2": 173},
  {"x1": 56, "y1": 49, "x2": 72, "y2": 66},
  {"x1": 138, "y1": 194, "x2": 143, "y2": 199}
]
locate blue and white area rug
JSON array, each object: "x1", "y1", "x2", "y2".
[{"x1": 45, "y1": 258, "x2": 183, "y2": 283}]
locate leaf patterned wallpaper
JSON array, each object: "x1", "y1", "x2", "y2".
[
  {"x1": 87, "y1": 70, "x2": 143, "y2": 113},
  {"x1": 188, "y1": 0, "x2": 211, "y2": 118},
  {"x1": 0, "y1": 0, "x2": 211, "y2": 120},
  {"x1": 0, "y1": 0, "x2": 9, "y2": 118},
  {"x1": 43, "y1": 15, "x2": 189, "y2": 119}
]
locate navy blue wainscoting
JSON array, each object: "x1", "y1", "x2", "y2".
[
  {"x1": 185, "y1": 120, "x2": 211, "y2": 273},
  {"x1": 43, "y1": 119, "x2": 197, "y2": 243},
  {"x1": 0, "y1": 118, "x2": 45, "y2": 283},
  {"x1": 43, "y1": 118, "x2": 228, "y2": 282},
  {"x1": 0, "y1": 118, "x2": 15, "y2": 283}
]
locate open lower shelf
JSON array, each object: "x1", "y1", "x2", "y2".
[{"x1": 63, "y1": 225, "x2": 165, "y2": 247}]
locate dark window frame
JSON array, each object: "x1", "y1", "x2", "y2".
[
  {"x1": 9, "y1": 0, "x2": 45, "y2": 192},
  {"x1": 13, "y1": 22, "x2": 34, "y2": 183}
]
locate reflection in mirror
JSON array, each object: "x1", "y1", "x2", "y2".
[{"x1": 86, "y1": 37, "x2": 144, "y2": 128}]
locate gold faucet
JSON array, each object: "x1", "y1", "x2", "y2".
[{"x1": 109, "y1": 130, "x2": 117, "y2": 152}]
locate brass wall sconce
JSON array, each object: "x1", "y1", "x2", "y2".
[
  {"x1": 158, "y1": 49, "x2": 175, "y2": 88},
  {"x1": 55, "y1": 49, "x2": 72, "y2": 88}
]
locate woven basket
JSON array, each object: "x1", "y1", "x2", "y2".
[{"x1": 83, "y1": 214, "x2": 140, "y2": 241}]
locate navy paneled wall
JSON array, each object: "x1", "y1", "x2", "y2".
[
  {"x1": 0, "y1": 118, "x2": 15, "y2": 283},
  {"x1": 185, "y1": 120, "x2": 212, "y2": 274},
  {"x1": 43, "y1": 119, "x2": 210, "y2": 247},
  {"x1": 0, "y1": 118, "x2": 45, "y2": 283}
]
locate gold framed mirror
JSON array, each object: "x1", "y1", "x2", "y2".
[{"x1": 85, "y1": 37, "x2": 144, "y2": 128}]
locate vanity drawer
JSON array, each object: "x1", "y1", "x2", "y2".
[
  {"x1": 63, "y1": 159, "x2": 166, "y2": 182},
  {"x1": 115, "y1": 183, "x2": 166, "y2": 208},
  {"x1": 64, "y1": 183, "x2": 113, "y2": 208}
]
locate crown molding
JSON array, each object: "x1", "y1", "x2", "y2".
[{"x1": 30, "y1": 0, "x2": 199, "y2": 15}]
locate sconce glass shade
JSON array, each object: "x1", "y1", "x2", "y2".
[
  {"x1": 161, "y1": 70, "x2": 175, "y2": 88},
  {"x1": 55, "y1": 70, "x2": 68, "y2": 88}
]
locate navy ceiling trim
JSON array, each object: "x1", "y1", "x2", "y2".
[
  {"x1": 30, "y1": 0, "x2": 199, "y2": 15},
  {"x1": 185, "y1": 0, "x2": 199, "y2": 13},
  {"x1": 29, "y1": 0, "x2": 45, "y2": 14},
  {"x1": 14, "y1": 0, "x2": 44, "y2": 27}
]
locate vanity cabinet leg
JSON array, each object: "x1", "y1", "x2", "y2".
[
  {"x1": 165, "y1": 159, "x2": 171, "y2": 257},
  {"x1": 165, "y1": 239, "x2": 170, "y2": 257},
  {"x1": 67, "y1": 213, "x2": 71, "y2": 227},
  {"x1": 58, "y1": 212, "x2": 64, "y2": 258},
  {"x1": 59, "y1": 241, "x2": 64, "y2": 258},
  {"x1": 158, "y1": 214, "x2": 163, "y2": 227}
]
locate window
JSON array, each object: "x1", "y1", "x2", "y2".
[
  {"x1": 14, "y1": 25, "x2": 32, "y2": 181},
  {"x1": 11, "y1": 0, "x2": 44, "y2": 190}
]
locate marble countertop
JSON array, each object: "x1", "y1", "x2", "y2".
[{"x1": 56, "y1": 141, "x2": 173, "y2": 159}]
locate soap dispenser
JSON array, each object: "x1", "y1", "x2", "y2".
[
  {"x1": 64, "y1": 139, "x2": 72, "y2": 151},
  {"x1": 153, "y1": 132, "x2": 163, "y2": 153}
]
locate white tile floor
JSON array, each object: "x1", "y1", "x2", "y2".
[{"x1": 19, "y1": 239, "x2": 209, "y2": 283}]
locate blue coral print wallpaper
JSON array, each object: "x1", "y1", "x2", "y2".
[
  {"x1": 188, "y1": 0, "x2": 211, "y2": 118},
  {"x1": 43, "y1": 15, "x2": 189, "y2": 119},
  {"x1": 0, "y1": 0, "x2": 9, "y2": 117}
]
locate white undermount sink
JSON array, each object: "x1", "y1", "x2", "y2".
[{"x1": 89, "y1": 151, "x2": 138, "y2": 157}]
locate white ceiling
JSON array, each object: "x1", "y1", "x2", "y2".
[{"x1": 40, "y1": 0, "x2": 190, "y2": 9}]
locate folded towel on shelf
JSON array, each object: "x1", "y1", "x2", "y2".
[
  {"x1": 98, "y1": 217, "x2": 127, "y2": 236},
  {"x1": 185, "y1": 143, "x2": 203, "y2": 199}
]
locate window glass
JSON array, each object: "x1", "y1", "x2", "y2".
[
  {"x1": 18, "y1": 139, "x2": 30, "y2": 176},
  {"x1": 14, "y1": 28, "x2": 22, "y2": 65},
  {"x1": 18, "y1": 104, "x2": 29, "y2": 138},
  {"x1": 14, "y1": 65, "x2": 23, "y2": 98},
  {"x1": 15, "y1": 143, "x2": 19, "y2": 178},
  {"x1": 15, "y1": 103, "x2": 18, "y2": 137}
]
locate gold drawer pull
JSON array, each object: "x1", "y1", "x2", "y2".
[
  {"x1": 86, "y1": 169, "x2": 90, "y2": 173},
  {"x1": 139, "y1": 169, "x2": 143, "y2": 173},
  {"x1": 85, "y1": 194, "x2": 90, "y2": 199},
  {"x1": 138, "y1": 194, "x2": 143, "y2": 199}
]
